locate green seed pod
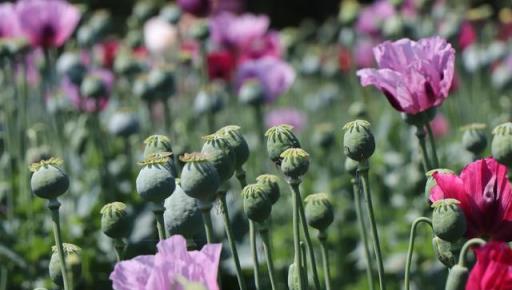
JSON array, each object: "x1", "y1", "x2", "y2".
[
  {"x1": 89, "y1": 10, "x2": 111, "y2": 39},
  {"x1": 492, "y1": 122, "x2": 512, "y2": 167},
  {"x1": 432, "y1": 199, "x2": 467, "y2": 242},
  {"x1": 461, "y1": 123, "x2": 487, "y2": 155},
  {"x1": 280, "y1": 148, "x2": 310, "y2": 179},
  {"x1": 342, "y1": 120, "x2": 375, "y2": 161},
  {"x1": 179, "y1": 153, "x2": 220, "y2": 205},
  {"x1": 425, "y1": 169, "x2": 455, "y2": 203},
  {"x1": 125, "y1": 29, "x2": 144, "y2": 49},
  {"x1": 287, "y1": 264, "x2": 301, "y2": 290},
  {"x1": 194, "y1": 85, "x2": 225, "y2": 115},
  {"x1": 133, "y1": 75, "x2": 153, "y2": 102},
  {"x1": 238, "y1": 79, "x2": 265, "y2": 106},
  {"x1": 402, "y1": 107, "x2": 437, "y2": 127},
  {"x1": 164, "y1": 185, "x2": 203, "y2": 238},
  {"x1": 348, "y1": 101, "x2": 368, "y2": 119},
  {"x1": 201, "y1": 134, "x2": 236, "y2": 183},
  {"x1": 304, "y1": 193, "x2": 334, "y2": 231},
  {"x1": 241, "y1": 184, "x2": 272, "y2": 222},
  {"x1": 312, "y1": 123, "x2": 336, "y2": 150},
  {"x1": 30, "y1": 158, "x2": 69, "y2": 200},
  {"x1": 136, "y1": 155, "x2": 176, "y2": 203},
  {"x1": 265, "y1": 124, "x2": 301, "y2": 164},
  {"x1": 445, "y1": 264, "x2": 468, "y2": 290},
  {"x1": 56, "y1": 52, "x2": 86, "y2": 85},
  {"x1": 160, "y1": 4, "x2": 182, "y2": 24},
  {"x1": 143, "y1": 135, "x2": 177, "y2": 176},
  {"x1": 344, "y1": 157, "x2": 359, "y2": 176},
  {"x1": 49, "y1": 243, "x2": 82, "y2": 287},
  {"x1": 133, "y1": 0, "x2": 158, "y2": 23},
  {"x1": 256, "y1": 174, "x2": 280, "y2": 205},
  {"x1": 432, "y1": 236, "x2": 462, "y2": 268},
  {"x1": 80, "y1": 74, "x2": 106, "y2": 99},
  {"x1": 216, "y1": 125, "x2": 250, "y2": 169},
  {"x1": 100, "y1": 202, "x2": 130, "y2": 239},
  {"x1": 77, "y1": 25, "x2": 95, "y2": 47},
  {"x1": 147, "y1": 66, "x2": 175, "y2": 100},
  {"x1": 190, "y1": 20, "x2": 210, "y2": 41},
  {"x1": 114, "y1": 52, "x2": 142, "y2": 76},
  {"x1": 108, "y1": 110, "x2": 140, "y2": 138}
]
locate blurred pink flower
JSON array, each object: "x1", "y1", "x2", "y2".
[
  {"x1": 238, "y1": 31, "x2": 282, "y2": 63},
  {"x1": 110, "y1": 235, "x2": 222, "y2": 290},
  {"x1": 265, "y1": 108, "x2": 307, "y2": 132},
  {"x1": 210, "y1": 12, "x2": 269, "y2": 49},
  {"x1": 144, "y1": 17, "x2": 178, "y2": 55},
  {"x1": 0, "y1": 3, "x2": 20, "y2": 38},
  {"x1": 16, "y1": 0, "x2": 80, "y2": 48},
  {"x1": 356, "y1": 0, "x2": 395, "y2": 36},
  {"x1": 177, "y1": 0, "x2": 211, "y2": 17},
  {"x1": 63, "y1": 69, "x2": 113, "y2": 113},
  {"x1": 458, "y1": 21, "x2": 477, "y2": 50},
  {"x1": 354, "y1": 38, "x2": 376, "y2": 68},
  {"x1": 357, "y1": 36, "x2": 455, "y2": 114},
  {"x1": 235, "y1": 56, "x2": 295, "y2": 103},
  {"x1": 429, "y1": 113, "x2": 449, "y2": 138}
]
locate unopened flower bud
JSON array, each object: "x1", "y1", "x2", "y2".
[
  {"x1": 201, "y1": 134, "x2": 236, "y2": 183},
  {"x1": 432, "y1": 199, "x2": 467, "y2": 242},
  {"x1": 164, "y1": 185, "x2": 203, "y2": 238},
  {"x1": 304, "y1": 193, "x2": 334, "y2": 231},
  {"x1": 108, "y1": 110, "x2": 140, "y2": 138},
  {"x1": 256, "y1": 174, "x2": 280, "y2": 205},
  {"x1": 77, "y1": 25, "x2": 95, "y2": 47},
  {"x1": 100, "y1": 202, "x2": 130, "y2": 239},
  {"x1": 461, "y1": 123, "x2": 487, "y2": 155},
  {"x1": 492, "y1": 122, "x2": 512, "y2": 167},
  {"x1": 265, "y1": 124, "x2": 301, "y2": 164},
  {"x1": 425, "y1": 169, "x2": 454, "y2": 202},
  {"x1": 280, "y1": 148, "x2": 310, "y2": 179},
  {"x1": 179, "y1": 153, "x2": 220, "y2": 205},
  {"x1": 160, "y1": 4, "x2": 182, "y2": 24},
  {"x1": 402, "y1": 107, "x2": 437, "y2": 127},
  {"x1": 49, "y1": 244, "x2": 81, "y2": 286},
  {"x1": 445, "y1": 264, "x2": 468, "y2": 290},
  {"x1": 80, "y1": 75, "x2": 106, "y2": 99},
  {"x1": 241, "y1": 184, "x2": 271, "y2": 222},
  {"x1": 238, "y1": 79, "x2": 265, "y2": 106},
  {"x1": 432, "y1": 236, "x2": 462, "y2": 268},
  {"x1": 342, "y1": 120, "x2": 375, "y2": 161},
  {"x1": 136, "y1": 155, "x2": 176, "y2": 203},
  {"x1": 30, "y1": 158, "x2": 69, "y2": 200},
  {"x1": 216, "y1": 125, "x2": 249, "y2": 169}
]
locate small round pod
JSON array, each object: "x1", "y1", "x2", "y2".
[
  {"x1": 179, "y1": 153, "x2": 220, "y2": 206},
  {"x1": 133, "y1": 74, "x2": 154, "y2": 102},
  {"x1": 30, "y1": 158, "x2": 69, "y2": 200},
  {"x1": 147, "y1": 65, "x2": 175, "y2": 100},
  {"x1": 164, "y1": 185, "x2": 203, "y2": 238},
  {"x1": 280, "y1": 148, "x2": 310, "y2": 179},
  {"x1": 216, "y1": 125, "x2": 250, "y2": 169},
  {"x1": 304, "y1": 193, "x2": 334, "y2": 231},
  {"x1": 108, "y1": 110, "x2": 140, "y2": 138},
  {"x1": 461, "y1": 123, "x2": 487, "y2": 156},
  {"x1": 241, "y1": 183, "x2": 272, "y2": 223},
  {"x1": 238, "y1": 79, "x2": 265, "y2": 106},
  {"x1": 100, "y1": 202, "x2": 131, "y2": 239},
  {"x1": 88, "y1": 9, "x2": 111, "y2": 38},
  {"x1": 160, "y1": 4, "x2": 182, "y2": 24},
  {"x1": 190, "y1": 20, "x2": 210, "y2": 41},
  {"x1": 143, "y1": 135, "x2": 176, "y2": 176},
  {"x1": 424, "y1": 168, "x2": 455, "y2": 203},
  {"x1": 312, "y1": 123, "x2": 336, "y2": 150},
  {"x1": 201, "y1": 133, "x2": 236, "y2": 183},
  {"x1": 492, "y1": 122, "x2": 512, "y2": 167},
  {"x1": 194, "y1": 85, "x2": 225, "y2": 115},
  {"x1": 445, "y1": 264, "x2": 469, "y2": 290},
  {"x1": 56, "y1": 51, "x2": 86, "y2": 85},
  {"x1": 49, "y1": 243, "x2": 82, "y2": 287},
  {"x1": 80, "y1": 74, "x2": 107, "y2": 99},
  {"x1": 136, "y1": 154, "x2": 176, "y2": 203},
  {"x1": 256, "y1": 174, "x2": 280, "y2": 205},
  {"x1": 431, "y1": 199, "x2": 467, "y2": 242},
  {"x1": 133, "y1": 0, "x2": 159, "y2": 23},
  {"x1": 114, "y1": 52, "x2": 142, "y2": 77},
  {"x1": 265, "y1": 124, "x2": 301, "y2": 164},
  {"x1": 432, "y1": 236, "x2": 461, "y2": 268},
  {"x1": 342, "y1": 120, "x2": 375, "y2": 161},
  {"x1": 344, "y1": 157, "x2": 359, "y2": 177}
]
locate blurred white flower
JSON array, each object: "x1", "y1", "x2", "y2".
[{"x1": 144, "y1": 17, "x2": 177, "y2": 55}]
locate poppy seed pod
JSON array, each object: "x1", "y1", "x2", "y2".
[
  {"x1": 432, "y1": 199, "x2": 467, "y2": 242},
  {"x1": 114, "y1": 53, "x2": 142, "y2": 76},
  {"x1": 89, "y1": 10, "x2": 111, "y2": 39},
  {"x1": 100, "y1": 202, "x2": 130, "y2": 239},
  {"x1": 402, "y1": 107, "x2": 437, "y2": 127},
  {"x1": 179, "y1": 153, "x2": 220, "y2": 205},
  {"x1": 461, "y1": 123, "x2": 487, "y2": 155},
  {"x1": 143, "y1": 135, "x2": 177, "y2": 176},
  {"x1": 216, "y1": 125, "x2": 250, "y2": 169},
  {"x1": 256, "y1": 174, "x2": 280, "y2": 205},
  {"x1": 265, "y1": 124, "x2": 301, "y2": 164},
  {"x1": 160, "y1": 4, "x2": 182, "y2": 24},
  {"x1": 80, "y1": 74, "x2": 107, "y2": 99},
  {"x1": 241, "y1": 184, "x2": 272, "y2": 223},
  {"x1": 312, "y1": 123, "x2": 336, "y2": 150},
  {"x1": 344, "y1": 157, "x2": 359, "y2": 176},
  {"x1": 348, "y1": 101, "x2": 368, "y2": 119},
  {"x1": 492, "y1": 122, "x2": 512, "y2": 167},
  {"x1": 133, "y1": 1, "x2": 159, "y2": 23},
  {"x1": 147, "y1": 66, "x2": 175, "y2": 100},
  {"x1": 30, "y1": 158, "x2": 69, "y2": 200},
  {"x1": 194, "y1": 86, "x2": 224, "y2": 115},
  {"x1": 164, "y1": 185, "x2": 203, "y2": 238},
  {"x1": 425, "y1": 168, "x2": 455, "y2": 202},
  {"x1": 136, "y1": 155, "x2": 176, "y2": 203},
  {"x1": 201, "y1": 134, "x2": 236, "y2": 183},
  {"x1": 444, "y1": 264, "x2": 468, "y2": 290},
  {"x1": 49, "y1": 243, "x2": 81, "y2": 286},
  {"x1": 56, "y1": 52, "x2": 86, "y2": 85},
  {"x1": 280, "y1": 148, "x2": 310, "y2": 179},
  {"x1": 190, "y1": 20, "x2": 210, "y2": 41},
  {"x1": 304, "y1": 193, "x2": 334, "y2": 231},
  {"x1": 133, "y1": 75, "x2": 153, "y2": 102},
  {"x1": 432, "y1": 236, "x2": 461, "y2": 268},
  {"x1": 108, "y1": 110, "x2": 140, "y2": 138},
  {"x1": 239, "y1": 79, "x2": 265, "y2": 106},
  {"x1": 342, "y1": 120, "x2": 375, "y2": 161}
]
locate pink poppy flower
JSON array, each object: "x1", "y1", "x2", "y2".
[
  {"x1": 429, "y1": 113, "x2": 450, "y2": 138},
  {"x1": 357, "y1": 36, "x2": 455, "y2": 115},
  {"x1": 356, "y1": 0, "x2": 395, "y2": 36},
  {"x1": 430, "y1": 158, "x2": 512, "y2": 241},
  {"x1": 16, "y1": 0, "x2": 80, "y2": 48},
  {"x1": 466, "y1": 242, "x2": 512, "y2": 290},
  {"x1": 0, "y1": 3, "x2": 21, "y2": 38},
  {"x1": 354, "y1": 38, "x2": 376, "y2": 68},
  {"x1": 63, "y1": 68, "x2": 113, "y2": 113},
  {"x1": 209, "y1": 12, "x2": 269, "y2": 49},
  {"x1": 237, "y1": 31, "x2": 282, "y2": 63},
  {"x1": 144, "y1": 17, "x2": 177, "y2": 55},
  {"x1": 265, "y1": 108, "x2": 307, "y2": 132},
  {"x1": 459, "y1": 21, "x2": 477, "y2": 51},
  {"x1": 110, "y1": 235, "x2": 222, "y2": 290},
  {"x1": 177, "y1": 0, "x2": 211, "y2": 17},
  {"x1": 235, "y1": 56, "x2": 295, "y2": 103}
]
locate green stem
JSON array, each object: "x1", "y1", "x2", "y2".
[
  {"x1": 253, "y1": 104, "x2": 265, "y2": 146},
  {"x1": 152, "y1": 202, "x2": 167, "y2": 241},
  {"x1": 458, "y1": 238, "x2": 486, "y2": 267},
  {"x1": 351, "y1": 178, "x2": 375, "y2": 290},
  {"x1": 425, "y1": 122, "x2": 440, "y2": 168},
  {"x1": 48, "y1": 199, "x2": 70, "y2": 290},
  {"x1": 200, "y1": 203, "x2": 215, "y2": 244},
  {"x1": 318, "y1": 232, "x2": 332, "y2": 290},
  {"x1": 219, "y1": 192, "x2": 247, "y2": 290},
  {"x1": 0, "y1": 266, "x2": 6, "y2": 290},
  {"x1": 291, "y1": 179, "x2": 321, "y2": 290},
  {"x1": 358, "y1": 162, "x2": 386, "y2": 290},
  {"x1": 404, "y1": 217, "x2": 433, "y2": 290},
  {"x1": 290, "y1": 180, "x2": 306, "y2": 290},
  {"x1": 259, "y1": 226, "x2": 278, "y2": 290},
  {"x1": 250, "y1": 221, "x2": 261, "y2": 290},
  {"x1": 415, "y1": 126, "x2": 431, "y2": 172},
  {"x1": 113, "y1": 239, "x2": 125, "y2": 263}
]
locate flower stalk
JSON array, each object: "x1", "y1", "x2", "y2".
[
  {"x1": 259, "y1": 225, "x2": 278, "y2": 290},
  {"x1": 48, "y1": 199, "x2": 70, "y2": 290},
  {"x1": 318, "y1": 231, "x2": 332, "y2": 290},
  {"x1": 404, "y1": 217, "x2": 433, "y2": 290}
]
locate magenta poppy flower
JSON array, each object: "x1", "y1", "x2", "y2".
[
  {"x1": 265, "y1": 108, "x2": 307, "y2": 132},
  {"x1": 235, "y1": 56, "x2": 295, "y2": 103},
  {"x1": 0, "y1": 3, "x2": 20, "y2": 38},
  {"x1": 209, "y1": 12, "x2": 269, "y2": 49},
  {"x1": 237, "y1": 31, "x2": 282, "y2": 63},
  {"x1": 459, "y1": 21, "x2": 477, "y2": 51},
  {"x1": 16, "y1": 0, "x2": 80, "y2": 48},
  {"x1": 466, "y1": 242, "x2": 512, "y2": 290},
  {"x1": 429, "y1": 158, "x2": 512, "y2": 241},
  {"x1": 177, "y1": 0, "x2": 211, "y2": 17},
  {"x1": 356, "y1": 0, "x2": 395, "y2": 36},
  {"x1": 110, "y1": 235, "x2": 222, "y2": 290},
  {"x1": 63, "y1": 69, "x2": 113, "y2": 113},
  {"x1": 429, "y1": 113, "x2": 450, "y2": 138},
  {"x1": 357, "y1": 36, "x2": 455, "y2": 115}
]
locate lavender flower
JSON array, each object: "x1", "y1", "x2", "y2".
[
  {"x1": 0, "y1": 3, "x2": 20, "y2": 38},
  {"x1": 209, "y1": 12, "x2": 269, "y2": 49},
  {"x1": 265, "y1": 108, "x2": 307, "y2": 132},
  {"x1": 356, "y1": 0, "x2": 395, "y2": 36}
]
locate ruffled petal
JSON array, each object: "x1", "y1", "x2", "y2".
[{"x1": 110, "y1": 255, "x2": 155, "y2": 290}]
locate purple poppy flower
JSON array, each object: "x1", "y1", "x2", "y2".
[
  {"x1": 177, "y1": 0, "x2": 211, "y2": 17},
  {"x1": 16, "y1": 0, "x2": 80, "y2": 48},
  {"x1": 356, "y1": 0, "x2": 395, "y2": 36},
  {"x1": 63, "y1": 68, "x2": 113, "y2": 113},
  {"x1": 110, "y1": 235, "x2": 222, "y2": 290},
  {"x1": 235, "y1": 56, "x2": 295, "y2": 103},
  {"x1": 265, "y1": 108, "x2": 307, "y2": 132},
  {"x1": 0, "y1": 3, "x2": 20, "y2": 38},
  {"x1": 209, "y1": 12, "x2": 269, "y2": 49},
  {"x1": 356, "y1": 36, "x2": 455, "y2": 115}
]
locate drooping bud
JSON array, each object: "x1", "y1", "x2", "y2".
[
  {"x1": 461, "y1": 123, "x2": 487, "y2": 156},
  {"x1": 201, "y1": 134, "x2": 236, "y2": 183},
  {"x1": 348, "y1": 101, "x2": 367, "y2": 119},
  {"x1": 342, "y1": 120, "x2": 375, "y2": 161},
  {"x1": 216, "y1": 125, "x2": 250, "y2": 169},
  {"x1": 136, "y1": 154, "x2": 176, "y2": 203},
  {"x1": 133, "y1": 75, "x2": 153, "y2": 101},
  {"x1": 164, "y1": 185, "x2": 203, "y2": 238},
  {"x1": 179, "y1": 153, "x2": 220, "y2": 206},
  {"x1": 492, "y1": 122, "x2": 512, "y2": 167},
  {"x1": 425, "y1": 169, "x2": 455, "y2": 203},
  {"x1": 256, "y1": 174, "x2": 280, "y2": 205},
  {"x1": 444, "y1": 264, "x2": 468, "y2": 290},
  {"x1": 49, "y1": 244, "x2": 82, "y2": 286},
  {"x1": 265, "y1": 124, "x2": 301, "y2": 164},
  {"x1": 241, "y1": 183, "x2": 272, "y2": 223},
  {"x1": 30, "y1": 158, "x2": 69, "y2": 200},
  {"x1": 100, "y1": 202, "x2": 131, "y2": 239},
  {"x1": 432, "y1": 199, "x2": 467, "y2": 242},
  {"x1": 280, "y1": 148, "x2": 310, "y2": 179}
]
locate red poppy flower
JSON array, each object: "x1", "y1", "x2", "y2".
[
  {"x1": 466, "y1": 242, "x2": 512, "y2": 290},
  {"x1": 430, "y1": 158, "x2": 512, "y2": 241},
  {"x1": 207, "y1": 51, "x2": 235, "y2": 81}
]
